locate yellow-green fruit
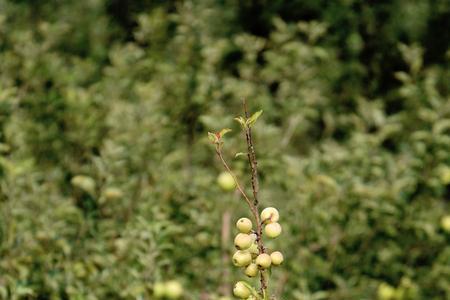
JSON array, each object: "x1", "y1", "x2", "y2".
[
  {"x1": 439, "y1": 166, "x2": 450, "y2": 184},
  {"x1": 244, "y1": 263, "x2": 259, "y2": 277},
  {"x1": 255, "y1": 253, "x2": 271, "y2": 269},
  {"x1": 153, "y1": 282, "x2": 166, "y2": 298},
  {"x1": 248, "y1": 243, "x2": 259, "y2": 256},
  {"x1": 236, "y1": 218, "x2": 252, "y2": 233},
  {"x1": 234, "y1": 233, "x2": 252, "y2": 250},
  {"x1": 104, "y1": 187, "x2": 123, "y2": 199},
  {"x1": 232, "y1": 250, "x2": 252, "y2": 267},
  {"x1": 378, "y1": 283, "x2": 395, "y2": 300},
  {"x1": 270, "y1": 251, "x2": 284, "y2": 265},
  {"x1": 165, "y1": 280, "x2": 183, "y2": 299},
  {"x1": 264, "y1": 222, "x2": 282, "y2": 238},
  {"x1": 441, "y1": 215, "x2": 450, "y2": 232},
  {"x1": 233, "y1": 281, "x2": 251, "y2": 299},
  {"x1": 217, "y1": 172, "x2": 236, "y2": 191},
  {"x1": 260, "y1": 207, "x2": 279, "y2": 223}
]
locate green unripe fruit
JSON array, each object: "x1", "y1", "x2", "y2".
[
  {"x1": 270, "y1": 251, "x2": 284, "y2": 265},
  {"x1": 234, "y1": 233, "x2": 252, "y2": 250},
  {"x1": 378, "y1": 283, "x2": 395, "y2": 300},
  {"x1": 439, "y1": 166, "x2": 450, "y2": 184},
  {"x1": 264, "y1": 222, "x2": 282, "y2": 238},
  {"x1": 217, "y1": 172, "x2": 236, "y2": 191},
  {"x1": 165, "y1": 280, "x2": 183, "y2": 299},
  {"x1": 260, "y1": 207, "x2": 279, "y2": 223},
  {"x1": 232, "y1": 250, "x2": 252, "y2": 267},
  {"x1": 255, "y1": 253, "x2": 271, "y2": 269},
  {"x1": 244, "y1": 263, "x2": 259, "y2": 277},
  {"x1": 441, "y1": 215, "x2": 450, "y2": 233},
  {"x1": 153, "y1": 282, "x2": 166, "y2": 298},
  {"x1": 233, "y1": 281, "x2": 251, "y2": 299},
  {"x1": 104, "y1": 187, "x2": 123, "y2": 200},
  {"x1": 236, "y1": 218, "x2": 252, "y2": 233},
  {"x1": 248, "y1": 243, "x2": 259, "y2": 256}
]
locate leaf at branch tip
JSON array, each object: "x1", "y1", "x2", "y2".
[
  {"x1": 234, "y1": 116, "x2": 247, "y2": 128},
  {"x1": 235, "y1": 152, "x2": 247, "y2": 158},
  {"x1": 207, "y1": 132, "x2": 218, "y2": 143},
  {"x1": 240, "y1": 281, "x2": 260, "y2": 298},
  {"x1": 219, "y1": 128, "x2": 232, "y2": 138},
  {"x1": 247, "y1": 110, "x2": 263, "y2": 126}
]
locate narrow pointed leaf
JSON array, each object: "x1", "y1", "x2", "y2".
[
  {"x1": 219, "y1": 128, "x2": 232, "y2": 137},
  {"x1": 234, "y1": 116, "x2": 247, "y2": 128},
  {"x1": 247, "y1": 110, "x2": 263, "y2": 126},
  {"x1": 235, "y1": 152, "x2": 247, "y2": 158}
]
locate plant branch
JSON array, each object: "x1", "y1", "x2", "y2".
[
  {"x1": 215, "y1": 146, "x2": 259, "y2": 222},
  {"x1": 242, "y1": 99, "x2": 267, "y2": 297},
  {"x1": 243, "y1": 100, "x2": 260, "y2": 206},
  {"x1": 215, "y1": 142, "x2": 267, "y2": 298},
  {"x1": 212, "y1": 101, "x2": 268, "y2": 298}
]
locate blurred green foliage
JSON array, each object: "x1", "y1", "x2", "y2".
[{"x1": 0, "y1": 0, "x2": 449, "y2": 299}]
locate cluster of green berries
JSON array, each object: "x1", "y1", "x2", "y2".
[{"x1": 232, "y1": 207, "x2": 284, "y2": 299}]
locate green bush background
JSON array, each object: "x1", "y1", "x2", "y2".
[{"x1": 0, "y1": 0, "x2": 449, "y2": 299}]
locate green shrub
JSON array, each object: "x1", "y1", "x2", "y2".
[{"x1": 0, "y1": 0, "x2": 449, "y2": 299}]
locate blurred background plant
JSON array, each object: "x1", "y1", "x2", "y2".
[{"x1": 0, "y1": 0, "x2": 449, "y2": 299}]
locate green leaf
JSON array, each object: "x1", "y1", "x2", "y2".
[
  {"x1": 240, "y1": 281, "x2": 261, "y2": 299},
  {"x1": 246, "y1": 110, "x2": 263, "y2": 126},
  {"x1": 207, "y1": 132, "x2": 218, "y2": 143},
  {"x1": 235, "y1": 152, "x2": 247, "y2": 158},
  {"x1": 234, "y1": 116, "x2": 247, "y2": 128},
  {"x1": 219, "y1": 128, "x2": 232, "y2": 137}
]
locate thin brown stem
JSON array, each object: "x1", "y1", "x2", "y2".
[
  {"x1": 242, "y1": 100, "x2": 267, "y2": 296},
  {"x1": 243, "y1": 100, "x2": 260, "y2": 206},
  {"x1": 215, "y1": 147, "x2": 259, "y2": 223}
]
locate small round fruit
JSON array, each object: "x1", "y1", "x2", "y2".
[
  {"x1": 217, "y1": 172, "x2": 236, "y2": 191},
  {"x1": 232, "y1": 250, "x2": 252, "y2": 267},
  {"x1": 441, "y1": 215, "x2": 450, "y2": 233},
  {"x1": 378, "y1": 283, "x2": 395, "y2": 300},
  {"x1": 244, "y1": 263, "x2": 259, "y2": 277},
  {"x1": 153, "y1": 282, "x2": 166, "y2": 298},
  {"x1": 165, "y1": 280, "x2": 183, "y2": 299},
  {"x1": 104, "y1": 187, "x2": 123, "y2": 199},
  {"x1": 233, "y1": 281, "x2": 251, "y2": 299},
  {"x1": 236, "y1": 218, "x2": 252, "y2": 233},
  {"x1": 248, "y1": 243, "x2": 259, "y2": 256},
  {"x1": 270, "y1": 251, "x2": 284, "y2": 265},
  {"x1": 261, "y1": 207, "x2": 279, "y2": 223},
  {"x1": 234, "y1": 233, "x2": 252, "y2": 250},
  {"x1": 255, "y1": 253, "x2": 271, "y2": 269},
  {"x1": 264, "y1": 222, "x2": 282, "y2": 238}
]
